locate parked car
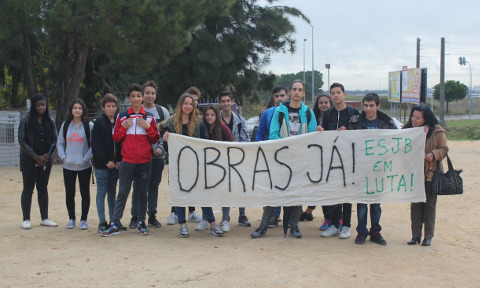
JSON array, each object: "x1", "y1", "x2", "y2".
[{"x1": 245, "y1": 116, "x2": 259, "y2": 139}]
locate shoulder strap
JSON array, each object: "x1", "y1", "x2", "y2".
[
  {"x1": 278, "y1": 112, "x2": 285, "y2": 130},
  {"x1": 306, "y1": 108, "x2": 312, "y2": 124},
  {"x1": 155, "y1": 105, "x2": 165, "y2": 122},
  {"x1": 347, "y1": 105, "x2": 355, "y2": 119},
  {"x1": 83, "y1": 121, "x2": 91, "y2": 148},
  {"x1": 63, "y1": 121, "x2": 69, "y2": 147}
]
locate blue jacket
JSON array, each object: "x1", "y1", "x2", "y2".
[
  {"x1": 255, "y1": 106, "x2": 276, "y2": 141},
  {"x1": 269, "y1": 101, "x2": 317, "y2": 139}
]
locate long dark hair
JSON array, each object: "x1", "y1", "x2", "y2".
[
  {"x1": 28, "y1": 94, "x2": 52, "y2": 133},
  {"x1": 203, "y1": 104, "x2": 223, "y2": 141},
  {"x1": 65, "y1": 98, "x2": 89, "y2": 123},
  {"x1": 313, "y1": 93, "x2": 333, "y2": 120},
  {"x1": 403, "y1": 104, "x2": 438, "y2": 138}
]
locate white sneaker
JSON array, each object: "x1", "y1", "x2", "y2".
[
  {"x1": 195, "y1": 219, "x2": 209, "y2": 231},
  {"x1": 79, "y1": 220, "x2": 89, "y2": 230},
  {"x1": 188, "y1": 211, "x2": 202, "y2": 223},
  {"x1": 321, "y1": 225, "x2": 339, "y2": 237},
  {"x1": 22, "y1": 220, "x2": 31, "y2": 230},
  {"x1": 66, "y1": 219, "x2": 75, "y2": 229},
  {"x1": 167, "y1": 213, "x2": 178, "y2": 225},
  {"x1": 339, "y1": 226, "x2": 351, "y2": 239},
  {"x1": 40, "y1": 219, "x2": 58, "y2": 227},
  {"x1": 220, "y1": 220, "x2": 230, "y2": 232}
]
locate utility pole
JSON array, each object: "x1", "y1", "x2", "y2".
[
  {"x1": 311, "y1": 25, "x2": 314, "y2": 104},
  {"x1": 439, "y1": 37, "x2": 445, "y2": 125},
  {"x1": 325, "y1": 64, "x2": 330, "y2": 91},
  {"x1": 416, "y1": 38, "x2": 421, "y2": 68},
  {"x1": 303, "y1": 39, "x2": 306, "y2": 84}
]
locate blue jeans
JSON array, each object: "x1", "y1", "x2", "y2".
[
  {"x1": 273, "y1": 206, "x2": 281, "y2": 218},
  {"x1": 222, "y1": 207, "x2": 246, "y2": 221},
  {"x1": 111, "y1": 161, "x2": 151, "y2": 224},
  {"x1": 95, "y1": 168, "x2": 119, "y2": 223},
  {"x1": 356, "y1": 203, "x2": 382, "y2": 235},
  {"x1": 131, "y1": 158, "x2": 164, "y2": 218},
  {"x1": 175, "y1": 206, "x2": 215, "y2": 224}
]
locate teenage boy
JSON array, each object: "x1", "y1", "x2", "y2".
[
  {"x1": 348, "y1": 93, "x2": 396, "y2": 245},
  {"x1": 219, "y1": 91, "x2": 250, "y2": 230},
  {"x1": 129, "y1": 81, "x2": 170, "y2": 229},
  {"x1": 102, "y1": 84, "x2": 160, "y2": 237},
  {"x1": 321, "y1": 82, "x2": 359, "y2": 239},
  {"x1": 251, "y1": 80, "x2": 317, "y2": 238},
  {"x1": 255, "y1": 85, "x2": 289, "y2": 228},
  {"x1": 92, "y1": 94, "x2": 123, "y2": 233}
]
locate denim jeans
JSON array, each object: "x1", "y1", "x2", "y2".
[
  {"x1": 131, "y1": 158, "x2": 164, "y2": 218},
  {"x1": 95, "y1": 168, "x2": 119, "y2": 223},
  {"x1": 222, "y1": 207, "x2": 246, "y2": 221},
  {"x1": 111, "y1": 161, "x2": 151, "y2": 224},
  {"x1": 356, "y1": 203, "x2": 382, "y2": 235},
  {"x1": 272, "y1": 206, "x2": 281, "y2": 218}
]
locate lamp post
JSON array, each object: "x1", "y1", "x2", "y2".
[
  {"x1": 303, "y1": 39, "x2": 307, "y2": 84},
  {"x1": 458, "y1": 56, "x2": 472, "y2": 120},
  {"x1": 325, "y1": 64, "x2": 330, "y2": 91}
]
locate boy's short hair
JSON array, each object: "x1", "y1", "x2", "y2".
[
  {"x1": 219, "y1": 91, "x2": 233, "y2": 100},
  {"x1": 289, "y1": 80, "x2": 305, "y2": 91},
  {"x1": 272, "y1": 85, "x2": 288, "y2": 95},
  {"x1": 363, "y1": 93, "x2": 380, "y2": 106},
  {"x1": 142, "y1": 80, "x2": 157, "y2": 92},
  {"x1": 101, "y1": 93, "x2": 119, "y2": 108},
  {"x1": 128, "y1": 83, "x2": 143, "y2": 96},
  {"x1": 186, "y1": 86, "x2": 201, "y2": 98},
  {"x1": 330, "y1": 82, "x2": 345, "y2": 93}
]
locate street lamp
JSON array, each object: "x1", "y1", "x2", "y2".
[
  {"x1": 311, "y1": 25, "x2": 314, "y2": 105},
  {"x1": 325, "y1": 64, "x2": 330, "y2": 91},
  {"x1": 303, "y1": 39, "x2": 307, "y2": 84},
  {"x1": 459, "y1": 56, "x2": 472, "y2": 120}
]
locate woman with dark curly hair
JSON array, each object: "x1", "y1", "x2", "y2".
[{"x1": 19, "y1": 94, "x2": 58, "y2": 230}]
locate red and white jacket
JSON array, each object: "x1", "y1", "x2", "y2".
[{"x1": 113, "y1": 106, "x2": 160, "y2": 164}]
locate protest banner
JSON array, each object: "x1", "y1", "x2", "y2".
[{"x1": 168, "y1": 127, "x2": 426, "y2": 207}]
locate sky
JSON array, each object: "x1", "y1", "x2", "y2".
[{"x1": 261, "y1": 0, "x2": 480, "y2": 91}]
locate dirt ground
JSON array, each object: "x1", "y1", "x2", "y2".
[{"x1": 1, "y1": 141, "x2": 479, "y2": 287}]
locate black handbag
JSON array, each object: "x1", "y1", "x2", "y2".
[{"x1": 426, "y1": 154, "x2": 463, "y2": 195}]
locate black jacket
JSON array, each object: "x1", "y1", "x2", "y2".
[
  {"x1": 92, "y1": 114, "x2": 122, "y2": 169},
  {"x1": 348, "y1": 110, "x2": 397, "y2": 130},
  {"x1": 18, "y1": 114, "x2": 57, "y2": 159}
]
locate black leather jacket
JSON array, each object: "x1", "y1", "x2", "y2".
[{"x1": 18, "y1": 114, "x2": 57, "y2": 159}]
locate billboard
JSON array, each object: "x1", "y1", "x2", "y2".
[
  {"x1": 388, "y1": 71, "x2": 401, "y2": 102},
  {"x1": 401, "y1": 68, "x2": 422, "y2": 103}
]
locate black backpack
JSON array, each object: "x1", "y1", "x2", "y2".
[{"x1": 62, "y1": 120, "x2": 91, "y2": 148}]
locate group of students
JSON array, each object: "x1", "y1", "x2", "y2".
[{"x1": 19, "y1": 79, "x2": 447, "y2": 246}]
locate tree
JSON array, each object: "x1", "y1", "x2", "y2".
[
  {"x1": 433, "y1": 80, "x2": 468, "y2": 113},
  {"x1": 274, "y1": 70, "x2": 324, "y2": 100},
  {"x1": 156, "y1": 0, "x2": 309, "y2": 105}
]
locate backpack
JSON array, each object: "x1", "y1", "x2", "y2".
[
  {"x1": 155, "y1": 104, "x2": 166, "y2": 122},
  {"x1": 63, "y1": 120, "x2": 91, "y2": 148}
]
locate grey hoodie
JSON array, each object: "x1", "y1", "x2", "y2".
[{"x1": 57, "y1": 120, "x2": 93, "y2": 171}]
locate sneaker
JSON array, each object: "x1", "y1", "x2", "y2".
[
  {"x1": 179, "y1": 224, "x2": 189, "y2": 238},
  {"x1": 79, "y1": 220, "x2": 89, "y2": 230},
  {"x1": 97, "y1": 221, "x2": 109, "y2": 233},
  {"x1": 129, "y1": 216, "x2": 138, "y2": 229},
  {"x1": 138, "y1": 221, "x2": 149, "y2": 235},
  {"x1": 238, "y1": 215, "x2": 251, "y2": 227},
  {"x1": 339, "y1": 226, "x2": 351, "y2": 239},
  {"x1": 167, "y1": 212, "x2": 178, "y2": 225},
  {"x1": 40, "y1": 219, "x2": 58, "y2": 227},
  {"x1": 117, "y1": 221, "x2": 127, "y2": 231},
  {"x1": 66, "y1": 219, "x2": 75, "y2": 229},
  {"x1": 355, "y1": 233, "x2": 368, "y2": 245},
  {"x1": 210, "y1": 225, "x2": 224, "y2": 237},
  {"x1": 220, "y1": 220, "x2": 230, "y2": 232},
  {"x1": 195, "y1": 219, "x2": 209, "y2": 231},
  {"x1": 22, "y1": 220, "x2": 31, "y2": 230},
  {"x1": 319, "y1": 219, "x2": 331, "y2": 231},
  {"x1": 370, "y1": 232, "x2": 387, "y2": 245},
  {"x1": 299, "y1": 212, "x2": 314, "y2": 221},
  {"x1": 188, "y1": 211, "x2": 202, "y2": 223},
  {"x1": 268, "y1": 217, "x2": 278, "y2": 228},
  {"x1": 251, "y1": 227, "x2": 267, "y2": 238},
  {"x1": 102, "y1": 223, "x2": 120, "y2": 237},
  {"x1": 290, "y1": 226, "x2": 302, "y2": 238},
  {"x1": 148, "y1": 216, "x2": 162, "y2": 228},
  {"x1": 321, "y1": 225, "x2": 339, "y2": 237}
]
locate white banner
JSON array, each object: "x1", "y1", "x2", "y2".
[{"x1": 168, "y1": 127, "x2": 426, "y2": 207}]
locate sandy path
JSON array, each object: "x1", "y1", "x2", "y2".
[{"x1": 1, "y1": 141, "x2": 479, "y2": 287}]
